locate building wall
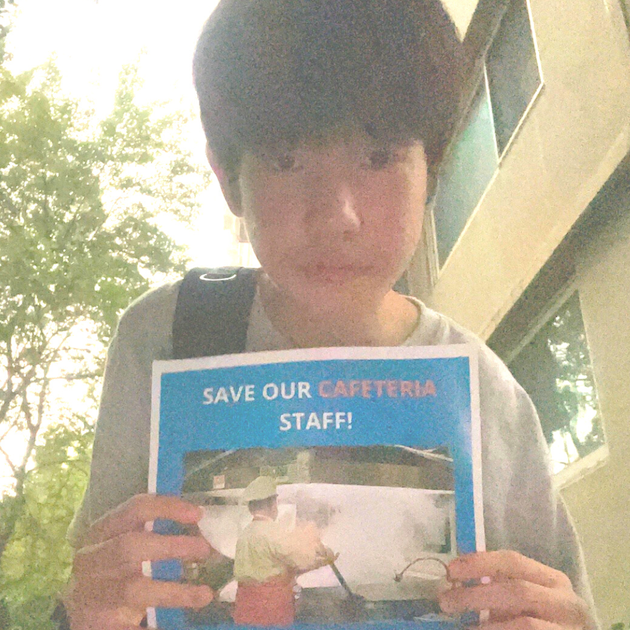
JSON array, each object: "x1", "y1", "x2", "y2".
[
  {"x1": 565, "y1": 213, "x2": 630, "y2": 625},
  {"x1": 410, "y1": 0, "x2": 630, "y2": 625},
  {"x1": 222, "y1": 212, "x2": 259, "y2": 268},
  {"x1": 413, "y1": 0, "x2": 630, "y2": 339}
]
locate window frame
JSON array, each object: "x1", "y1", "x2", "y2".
[
  {"x1": 485, "y1": 0, "x2": 545, "y2": 161},
  {"x1": 428, "y1": 69, "x2": 500, "y2": 276},
  {"x1": 503, "y1": 279, "x2": 578, "y2": 366},
  {"x1": 620, "y1": 0, "x2": 630, "y2": 41},
  {"x1": 553, "y1": 443, "x2": 608, "y2": 490},
  {"x1": 427, "y1": 0, "x2": 546, "y2": 279},
  {"x1": 504, "y1": 280, "x2": 609, "y2": 488}
]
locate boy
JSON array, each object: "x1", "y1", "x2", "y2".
[{"x1": 65, "y1": 1, "x2": 596, "y2": 629}]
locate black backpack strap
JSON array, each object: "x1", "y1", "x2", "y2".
[{"x1": 172, "y1": 267, "x2": 259, "y2": 359}]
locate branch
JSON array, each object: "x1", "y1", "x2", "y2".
[
  {"x1": 11, "y1": 395, "x2": 41, "y2": 502},
  {"x1": 0, "y1": 442, "x2": 17, "y2": 476},
  {"x1": 0, "y1": 338, "x2": 17, "y2": 424},
  {"x1": 37, "y1": 376, "x2": 47, "y2": 437},
  {"x1": 42, "y1": 172, "x2": 50, "y2": 217},
  {"x1": 32, "y1": 371, "x2": 101, "y2": 383},
  {"x1": 0, "y1": 386, "x2": 18, "y2": 426},
  {"x1": 0, "y1": 423, "x2": 15, "y2": 444},
  {"x1": 21, "y1": 394, "x2": 36, "y2": 433},
  {"x1": 0, "y1": 361, "x2": 44, "y2": 426},
  {"x1": 0, "y1": 188, "x2": 21, "y2": 218},
  {"x1": 45, "y1": 329, "x2": 76, "y2": 366},
  {"x1": 11, "y1": 304, "x2": 71, "y2": 369},
  {"x1": 25, "y1": 457, "x2": 91, "y2": 476},
  {"x1": 0, "y1": 329, "x2": 54, "y2": 425},
  {"x1": 57, "y1": 194, "x2": 93, "y2": 246}
]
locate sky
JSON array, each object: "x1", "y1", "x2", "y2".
[
  {"x1": 1, "y1": 0, "x2": 243, "y2": 491},
  {"x1": 5, "y1": 0, "x2": 239, "y2": 269}
]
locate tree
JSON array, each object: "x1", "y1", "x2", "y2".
[
  {"x1": 0, "y1": 0, "x2": 13, "y2": 62},
  {"x1": 509, "y1": 292, "x2": 604, "y2": 465},
  {"x1": 0, "y1": 57, "x2": 210, "y2": 626},
  {"x1": 0, "y1": 416, "x2": 94, "y2": 630}
]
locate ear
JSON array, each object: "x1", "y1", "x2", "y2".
[{"x1": 205, "y1": 144, "x2": 243, "y2": 217}]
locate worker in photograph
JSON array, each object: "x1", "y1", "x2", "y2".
[{"x1": 233, "y1": 476, "x2": 336, "y2": 626}]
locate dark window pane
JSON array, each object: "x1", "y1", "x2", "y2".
[
  {"x1": 622, "y1": 0, "x2": 630, "y2": 36},
  {"x1": 509, "y1": 292, "x2": 605, "y2": 473},
  {"x1": 486, "y1": 0, "x2": 542, "y2": 155},
  {"x1": 433, "y1": 83, "x2": 498, "y2": 267}
]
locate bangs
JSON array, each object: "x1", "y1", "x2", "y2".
[{"x1": 194, "y1": 0, "x2": 465, "y2": 174}]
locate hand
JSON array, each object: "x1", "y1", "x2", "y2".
[
  {"x1": 439, "y1": 551, "x2": 593, "y2": 630},
  {"x1": 65, "y1": 494, "x2": 215, "y2": 630},
  {"x1": 313, "y1": 541, "x2": 339, "y2": 565},
  {"x1": 323, "y1": 548, "x2": 340, "y2": 565}
]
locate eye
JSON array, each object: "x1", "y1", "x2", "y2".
[
  {"x1": 361, "y1": 147, "x2": 402, "y2": 171},
  {"x1": 268, "y1": 151, "x2": 302, "y2": 173}
]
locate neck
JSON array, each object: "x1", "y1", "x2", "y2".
[{"x1": 259, "y1": 274, "x2": 419, "y2": 348}]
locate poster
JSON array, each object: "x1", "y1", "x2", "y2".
[{"x1": 148, "y1": 346, "x2": 483, "y2": 630}]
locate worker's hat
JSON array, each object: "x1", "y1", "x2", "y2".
[{"x1": 242, "y1": 476, "x2": 277, "y2": 502}]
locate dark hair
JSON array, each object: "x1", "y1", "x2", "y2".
[
  {"x1": 248, "y1": 495, "x2": 277, "y2": 514},
  {"x1": 193, "y1": 0, "x2": 467, "y2": 183}
]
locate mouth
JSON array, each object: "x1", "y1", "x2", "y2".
[{"x1": 301, "y1": 263, "x2": 372, "y2": 282}]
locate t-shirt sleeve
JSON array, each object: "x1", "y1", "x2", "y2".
[
  {"x1": 479, "y1": 351, "x2": 598, "y2": 626},
  {"x1": 68, "y1": 283, "x2": 179, "y2": 547},
  {"x1": 268, "y1": 523, "x2": 328, "y2": 573}
]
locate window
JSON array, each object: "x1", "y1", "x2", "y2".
[
  {"x1": 508, "y1": 291, "x2": 605, "y2": 475},
  {"x1": 432, "y1": 81, "x2": 498, "y2": 267},
  {"x1": 620, "y1": 0, "x2": 630, "y2": 39},
  {"x1": 486, "y1": 0, "x2": 542, "y2": 155},
  {"x1": 431, "y1": 0, "x2": 543, "y2": 270},
  {"x1": 238, "y1": 219, "x2": 249, "y2": 243}
]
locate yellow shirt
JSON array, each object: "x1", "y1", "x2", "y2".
[{"x1": 234, "y1": 517, "x2": 327, "y2": 584}]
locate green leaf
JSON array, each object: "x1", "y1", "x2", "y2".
[{"x1": 0, "y1": 56, "x2": 211, "y2": 628}]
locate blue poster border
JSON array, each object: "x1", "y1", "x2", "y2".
[{"x1": 147, "y1": 345, "x2": 483, "y2": 630}]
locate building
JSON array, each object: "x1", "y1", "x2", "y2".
[
  {"x1": 222, "y1": 211, "x2": 259, "y2": 268},
  {"x1": 411, "y1": 0, "x2": 630, "y2": 625}
]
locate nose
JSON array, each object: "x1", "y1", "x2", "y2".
[{"x1": 306, "y1": 178, "x2": 362, "y2": 238}]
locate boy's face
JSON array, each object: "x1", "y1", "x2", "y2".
[{"x1": 230, "y1": 135, "x2": 428, "y2": 312}]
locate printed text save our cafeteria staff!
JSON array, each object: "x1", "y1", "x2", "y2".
[{"x1": 202, "y1": 379, "x2": 437, "y2": 404}]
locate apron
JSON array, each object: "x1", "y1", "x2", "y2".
[{"x1": 233, "y1": 575, "x2": 295, "y2": 626}]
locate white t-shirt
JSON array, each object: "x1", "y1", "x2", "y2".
[{"x1": 71, "y1": 280, "x2": 596, "y2": 613}]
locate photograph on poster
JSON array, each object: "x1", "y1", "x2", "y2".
[{"x1": 181, "y1": 445, "x2": 455, "y2": 626}]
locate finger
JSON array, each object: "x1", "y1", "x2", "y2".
[
  {"x1": 447, "y1": 552, "x2": 573, "y2": 590},
  {"x1": 116, "y1": 606, "x2": 147, "y2": 629},
  {"x1": 479, "y1": 617, "x2": 567, "y2": 630},
  {"x1": 104, "y1": 606, "x2": 148, "y2": 630},
  {"x1": 65, "y1": 602, "x2": 146, "y2": 630},
  {"x1": 439, "y1": 579, "x2": 590, "y2": 627},
  {"x1": 72, "y1": 576, "x2": 213, "y2": 610},
  {"x1": 125, "y1": 578, "x2": 213, "y2": 610},
  {"x1": 88, "y1": 495, "x2": 203, "y2": 545},
  {"x1": 74, "y1": 531, "x2": 212, "y2": 578}
]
